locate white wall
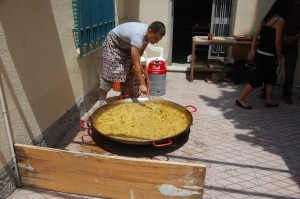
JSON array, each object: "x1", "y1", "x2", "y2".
[
  {"x1": 115, "y1": 0, "x2": 127, "y2": 24},
  {"x1": 231, "y1": 0, "x2": 275, "y2": 36},
  {"x1": 229, "y1": 0, "x2": 275, "y2": 59},
  {"x1": 122, "y1": 0, "x2": 172, "y2": 63}
]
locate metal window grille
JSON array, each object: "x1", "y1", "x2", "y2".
[
  {"x1": 209, "y1": 0, "x2": 232, "y2": 57},
  {"x1": 72, "y1": 0, "x2": 115, "y2": 58}
]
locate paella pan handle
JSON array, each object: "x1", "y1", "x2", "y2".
[
  {"x1": 79, "y1": 120, "x2": 92, "y2": 129},
  {"x1": 185, "y1": 105, "x2": 197, "y2": 113},
  {"x1": 152, "y1": 139, "x2": 173, "y2": 147},
  {"x1": 119, "y1": 95, "x2": 130, "y2": 100}
]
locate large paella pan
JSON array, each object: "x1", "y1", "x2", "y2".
[{"x1": 81, "y1": 98, "x2": 196, "y2": 146}]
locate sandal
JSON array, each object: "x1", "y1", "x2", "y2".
[{"x1": 236, "y1": 99, "x2": 252, "y2": 110}]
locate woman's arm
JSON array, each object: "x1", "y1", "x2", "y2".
[
  {"x1": 247, "y1": 24, "x2": 261, "y2": 61},
  {"x1": 131, "y1": 45, "x2": 147, "y2": 94},
  {"x1": 274, "y1": 18, "x2": 285, "y2": 62},
  {"x1": 140, "y1": 43, "x2": 148, "y2": 56}
]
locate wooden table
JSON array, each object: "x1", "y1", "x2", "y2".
[{"x1": 190, "y1": 36, "x2": 252, "y2": 82}]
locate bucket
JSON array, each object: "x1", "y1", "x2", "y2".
[{"x1": 113, "y1": 82, "x2": 120, "y2": 92}]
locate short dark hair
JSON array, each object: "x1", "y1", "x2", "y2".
[{"x1": 148, "y1": 21, "x2": 166, "y2": 36}]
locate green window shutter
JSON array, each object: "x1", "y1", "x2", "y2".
[{"x1": 72, "y1": 0, "x2": 115, "y2": 58}]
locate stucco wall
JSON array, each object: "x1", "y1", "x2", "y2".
[
  {"x1": 0, "y1": 0, "x2": 99, "y2": 168},
  {"x1": 116, "y1": 0, "x2": 127, "y2": 24},
  {"x1": 0, "y1": 25, "x2": 13, "y2": 168},
  {"x1": 122, "y1": 0, "x2": 172, "y2": 63},
  {"x1": 229, "y1": 0, "x2": 275, "y2": 59},
  {"x1": 231, "y1": 0, "x2": 275, "y2": 36}
]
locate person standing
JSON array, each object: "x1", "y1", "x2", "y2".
[
  {"x1": 281, "y1": 0, "x2": 300, "y2": 104},
  {"x1": 236, "y1": 0, "x2": 295, "y2": 109},
  {"x1": 259, "y1": 0, "x2": 300, "y2": 104},
  {"x1": 98, "y1": 21, "x2": 166, "y2": 105}
]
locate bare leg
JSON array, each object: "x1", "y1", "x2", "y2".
[
  {"x1": 264, "y1": 84, "x2": 279, "y2": 107},
  {"x1": 99, "y1": 88, "x2": 108, "y2": 100},
  {"x1": 265, "y1": 84, "x2": 273, "y2": 104},
  {"x1": 238, "y1": 83, "x2": 254, "y2": 107}
]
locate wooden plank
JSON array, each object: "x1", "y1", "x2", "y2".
[{"x1": 15, "y1": 144, "x2": 206, "y2": 199}]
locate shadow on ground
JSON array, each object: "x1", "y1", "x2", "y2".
[{"x1": 199, "y1": 81, "x2": 300, "y2": 189}]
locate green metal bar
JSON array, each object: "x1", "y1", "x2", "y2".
[{"x1": 72, "y1": 0, "x2": 115, "y2": 58}]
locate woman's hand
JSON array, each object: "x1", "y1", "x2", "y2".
[
  {"x1": 139, "y1": 84, "x2": 148, "y2": 95},
  {"x1": 276, "y1": 55, "x2": 283, "y2": 65},
  {"x1": 247, "y1": 49, "x2": 255, "y2": 61}
]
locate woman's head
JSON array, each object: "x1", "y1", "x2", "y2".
[
  {"x1": 146, "y1": 21, "x2": 166, "y2": 44},
  {"x1": 263, "y1": 0, "x2": 295, "y2": 22}
]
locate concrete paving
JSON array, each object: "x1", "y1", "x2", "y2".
[{"x1": 7, "y1": 72, "x2": 300, "y2": 199}]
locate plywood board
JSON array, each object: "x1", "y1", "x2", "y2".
[{"x1": 15, "y1": 144, "x2": 206, "y2": 199}]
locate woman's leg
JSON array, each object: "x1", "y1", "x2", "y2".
[
  {"x1": 99, "y1": 88, "x2": 108, "y2": 100},
  {"x1": 98, "y1": 77, "x2": 112, "y2": 105},
  {"x1": 264, "y1": 84, "x2": 279, "y2": 107},
  {"x1": 265, "y1": 84, "x2": 273, "y2": 104},
  {"x1": 237, "y1": 83, "x2": 254, "y2": 107}
]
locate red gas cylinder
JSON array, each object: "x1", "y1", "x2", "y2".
[{"x1": 147, "y1": 58, "x2": 167, "y2": 96}]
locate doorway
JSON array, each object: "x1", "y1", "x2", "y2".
[{"x1": 172, "y1": 0, "x2": 213, "y2": 64}]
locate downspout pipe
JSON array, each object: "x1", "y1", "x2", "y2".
[{"x1": 0, "y1": 80, "x2": 22, "y2": 186}]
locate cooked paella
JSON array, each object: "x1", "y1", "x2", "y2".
[{"x1": 92, "y1": 100, "x2": 191, "y2": 141}]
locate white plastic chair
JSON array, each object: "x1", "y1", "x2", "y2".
[{"x1": 140, "y1": 44, "x2": 165, "y2": 67}]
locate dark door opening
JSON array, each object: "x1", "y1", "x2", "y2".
[{"x1": 172, "y1": 0, "x2": 213, "y2": 64}]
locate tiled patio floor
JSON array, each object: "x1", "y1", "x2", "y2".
[{"x1": 8, "y1": 72, "x2": 300, "y2": 199}]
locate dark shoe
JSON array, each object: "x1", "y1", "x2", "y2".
[
  {"x1": 236, "y1": 100, "x2": 252, "y2": 110},
  {"x1": 282, "y1": 96, "x2": 293, "y2": 104},
  {"x1": 264, "y1": 103, "x2": 279, "y2": 108},
  {"x1": 259, "y1": 92, "x2": 266, "y2": 99}
]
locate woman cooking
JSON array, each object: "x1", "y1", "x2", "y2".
[{"x1": 98, "y1": 21, "x2": 166, "y2": 106}]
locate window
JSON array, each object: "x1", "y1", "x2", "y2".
[
  {"x1": 72, "y1": 0, "x2": 115, "y2": 58},
  {"x1": 210, "y1": 0, "x2": 232, "y2": 57}
]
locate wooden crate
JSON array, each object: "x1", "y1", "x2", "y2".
[{"x1": 15, "y1": 144, "x2": 206, "y2": 198}]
